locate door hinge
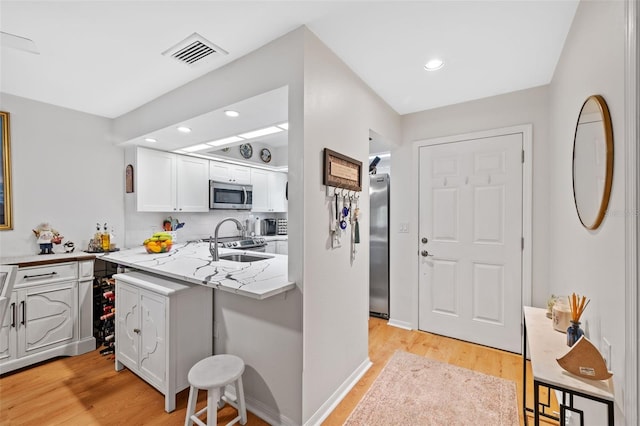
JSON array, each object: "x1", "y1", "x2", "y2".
[
  {"x1": 521, "y1": 237, "x2": 524, "y2": 250},
  {"x1": 522, "y1": 150, "x2": 525, "y2": 163}
]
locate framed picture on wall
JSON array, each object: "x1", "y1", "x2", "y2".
[{"x1": 0, "y1": 111, "x2": 12, "y2": 230}]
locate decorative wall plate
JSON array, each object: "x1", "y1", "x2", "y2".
[
  {"x1": 260, "y1": 148, "x2": 272, "y2": 163},
  {"x1": 239, "y1": 143, "x2": 253, "y2": 159}
]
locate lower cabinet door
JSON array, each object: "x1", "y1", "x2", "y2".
[
  {"x1": 19, "y1": 281, "x2": 76, "y2": 358},
  {"x1": 0, "y1": 293, "x2": 18, "y2": 363},
  {"x1": 138, "y1": 290, "x2": 166, "y2": 389},
  {"x1": 116, "y1": 282, "x2": 139, "y2": 368}
]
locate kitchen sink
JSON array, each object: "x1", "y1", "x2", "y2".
[{"x1": 219, "y1": 253, "x2": 274, "y2": 263}]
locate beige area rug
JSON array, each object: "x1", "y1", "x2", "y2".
[{"x1": 344, "y1": 350, "x2": 519, "y2": 425}]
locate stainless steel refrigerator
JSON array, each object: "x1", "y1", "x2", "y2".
[{"x1": 369, "y1": 173, "x2": 390, "y2": 318}]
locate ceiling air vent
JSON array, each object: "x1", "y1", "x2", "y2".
[{"x1": 162, "y1": 32, "x2": 227, "y2": 66}]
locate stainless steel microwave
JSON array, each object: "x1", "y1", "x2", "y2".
[{"x1": 209, "y1": 181, "x2": 253, "y2": 210}]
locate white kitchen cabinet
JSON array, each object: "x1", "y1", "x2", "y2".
[
  {"x1": 250, "y1": 169, "x2": 287, "y2": 213},
  {"x1": 114, "y1": 272, "x2": 212, "y2": 413},
  {"x1": 0, "y1": 260, "x2": 96, "y2": 374},
  {"x1": 210, "y1": 161, "x2": 251, "y2": 185},
  {"x1": 265, "y1": 241, "x2": 277, "y2": 254},
  {"x1": 136, "y1": 147, "x2": 209, "y2": 212},
  {"x1": 276, "y1": 240, "x2": 288, "y2": 255}
]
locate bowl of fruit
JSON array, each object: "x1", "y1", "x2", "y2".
[{"x1": 143, "y1": 232, "x2": 173, "y2": 254}]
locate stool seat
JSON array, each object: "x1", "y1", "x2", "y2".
[
  {"x1": 188, "y1": 354, "x2": 244, "y2": 389},
  {"x1": 185, "y1": 354, "x2": 247, "y2": 426}
]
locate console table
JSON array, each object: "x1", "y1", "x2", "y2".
[{"x1": 523, "y1": 306, "x2": 615, "y2": 425}]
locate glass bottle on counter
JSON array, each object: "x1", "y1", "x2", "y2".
[{"x1": 101, "y1": 223, "x2": 110, "y2": 251}]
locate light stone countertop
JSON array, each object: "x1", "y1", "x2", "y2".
[{"x1": 100, "y1": 241, "x2": 294, "y2": 300}]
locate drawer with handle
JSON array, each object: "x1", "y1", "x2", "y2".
[{"x1": 15, "y1": 262, "x2": 78, "y2": 287}]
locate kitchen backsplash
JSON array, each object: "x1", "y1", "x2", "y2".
[{"x1": 123, "y1": 210, "x2": 285, "y2": 248}]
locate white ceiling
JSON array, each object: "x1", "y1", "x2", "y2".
[{"x1": 1, "y1": 1, "x2": 578, "y2": 119}]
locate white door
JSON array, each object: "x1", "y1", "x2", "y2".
[{"x1": 418, "y1": 133, "x2": 523, "y2": 353}]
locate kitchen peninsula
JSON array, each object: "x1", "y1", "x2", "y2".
[
  {"x1": 101, "y1": 240, "x2": 300, "y2": 424},
  {"x1": 101, "y1": 241, "x2": 294, "y2": 299}
]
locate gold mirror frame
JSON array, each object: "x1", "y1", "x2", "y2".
[{"x1": 572, "y1": 95, "x2": 614, "y2": 230}]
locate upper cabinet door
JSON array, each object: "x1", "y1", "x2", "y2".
[
  {"x1": 269, "y1": 172, "x2": 288, "y2": 213},
  {"x1": 209, "y1": 161, "x2": 251, "y2": 185},
  {"x1": 137, "y1": 147, "x2": 176, "y2": 212},
  {"x1": 250, "y1": 169, "x2": 270, "y2": 212},
  {"x1": 176, "y1": 156, "x2": 209, "y2": 212}
]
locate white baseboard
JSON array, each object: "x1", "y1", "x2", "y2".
[
  {"x1": 387, "y1": 318, "x2": 412, "y2": 330},
  {"x1": 303, "y1": 357, "x2": 373, "y2": 426}
]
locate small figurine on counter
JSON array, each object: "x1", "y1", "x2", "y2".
[{"x1": 32, "y1": 222, "x2": 63, "y2": 255}]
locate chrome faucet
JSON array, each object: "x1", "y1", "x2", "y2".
[{"x1": 209, "y1": 218, "x2": 245, "y2": 261}]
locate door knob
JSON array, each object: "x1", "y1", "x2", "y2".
[
  {"x1": 421, "y1": 237, "x2": 428, "y2": 244},
  {"x1": 421, "y1": 250, "x2": 433, "y2": 257}
]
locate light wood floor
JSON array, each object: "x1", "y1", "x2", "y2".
[{"x1": 0, "y1": 318, "x2": 556, "y2": 425}]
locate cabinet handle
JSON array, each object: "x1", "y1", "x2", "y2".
[
  {"x1": 23, "y1": 271, "x2": 57, "y2": 279},
  {"x1": 10, "y1": 302, "x2": 16, "y2": 327},
  {"x1": 133, "y1": 328, "x2": 140, "y2": 334},
  {"x1": 20, "y1": 301, "x2": 25, "y2": 325}
]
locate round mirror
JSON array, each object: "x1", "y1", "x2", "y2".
[{"x1": 572, "y1": 95, "x2": 614, "y2": 230}]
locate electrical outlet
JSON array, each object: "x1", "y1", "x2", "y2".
[
  {"x1": 399, "y1": 223, "x2": 409, "y2": 233},
  {"x1": 602, "y1": 337, "x2": 612, "y2": 370}
]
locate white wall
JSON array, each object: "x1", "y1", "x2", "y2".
[
  {"x1": 0, "y1": 94, "x2": 124, "y2": 258},
  {"x1": 300, "y1": 29, "x2": 401, "y2": 422},
  {"x1": 394, "y1": 86, "x2": 550, "y2": 328},
  {"x1": 548, "y1": 0, "x2": 626, "y2": 423}
]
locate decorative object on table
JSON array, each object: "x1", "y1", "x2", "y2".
[
  {"x1": 552, "y1": 296, "x2": 571, "y2": 333},
  {"x1": 546, "y1": 294, "x2": 558, "y2": 319},
  {"x1": 0, "y1": 111, "x2": 13, "y2": 231},
  {"x1": 556, "y1": 336, "x2": 613, "y2": 380},
  {"x1": 566, "y1": 293, "x2": 590, "y2": 347},
  {"x1": 323, "y1": 148, "x2": 363, "y2": 191},
  {"x1": 239, "y1": 143, "x2": 253, "y2": 159},
  {"x1": 32, "y1": 222, "x2": 62, "y2": 254},
  {"x1": 125, "y1": 164, "x2": 134, "y2": 193},
  {"x1": 63, "y1": 241, "x2": 75, "y2": 253},
  {"x1": 143, "y1": 232, "x2": 173, "y2": 253},
  {"x1": 260, "y1": 147, "x2": 272, "y2": 163}
]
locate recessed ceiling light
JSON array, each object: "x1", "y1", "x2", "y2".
[
  {"x1": 144, "y1": 137, "x2": 157, "y2": 143},
  {"x1": 277, "y1": 122, "x2": 289, "y2": 130},
  {"x1": 424, "y1": 58, "x2": 444, "y2": 71},
  {"x1": 238, "y1": 126, "x2": 283, "y2": 139},
  {"x1": 177, "y1": 126, "x2": 192, "y2": 133},
  {"x1": 224, "y1": 110, "x2": 240, "y2": 118},
  {"x1": 207, "y1": 135, "x2": 245, "y2": 147},
  {"x1": 182, "y1": 143, "x2": 211, "y2": 152}
]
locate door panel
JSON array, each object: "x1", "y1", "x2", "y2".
[{"x1": 419, "y1": 133, "x2": 523, "y2": 353}]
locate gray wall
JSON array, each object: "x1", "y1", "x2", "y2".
[
  {"x1": 548, "y1": 0, "x2": 627, "y2": 422},
  {"x1": 0, "y1": 94, "x2": 124, "y2": 258},
  {"x1": 393, "y1": 85, "x2": 551, "y2": 327}
]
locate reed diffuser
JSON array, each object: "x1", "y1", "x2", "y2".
[{"x1": 567, "y1": 293, "x2": 590, "y2": 346}]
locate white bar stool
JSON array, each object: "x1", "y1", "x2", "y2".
[{"x1": 184, "y1": 354, "x2": 248, "y2": 426}]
